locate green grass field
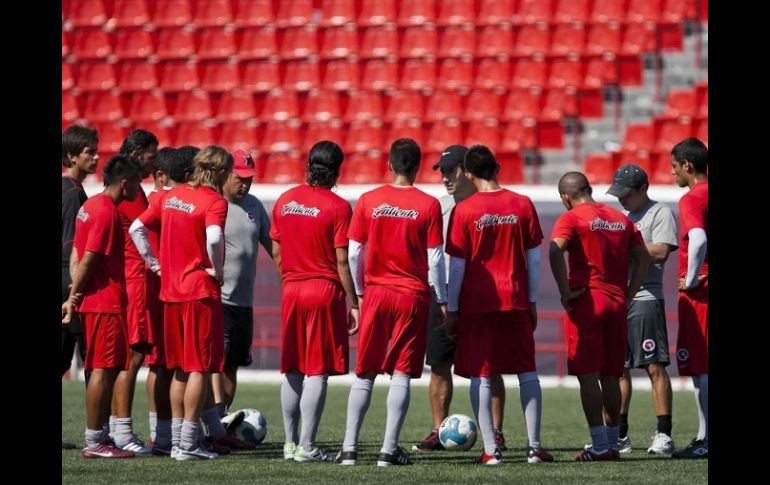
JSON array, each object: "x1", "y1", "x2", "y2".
[{"x1": 62, "y1": 380, "x2": 707, "y2": 484}]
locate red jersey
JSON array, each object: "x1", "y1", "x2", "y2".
[
  {"x1": 678, "y1": 181, "x2": 708, "y2": 278},
  {"x1": 551, "y1": 202, "x2": 645, "y2": 297},
  {"x1": 348, "y1": 185, "x2": 443, "y2": 296},
  {"x1": 270, "y1": 184, "x2": 353, "y2": 283},
  {"x1": 73, "y1": 193, "x2": 126, "y2": 313},
  {"x1": 118, "y1": 188, "x2": 149, "y2": 280},
  {"x1": 446, "y1": 189, "x2": 543, "y2": 314},
  {"x1": 146, "y1": 189, "x2": 164, "y2": 256},
  {"x1": 138, "y1": 184, "x2": 228, "y2": 302}
]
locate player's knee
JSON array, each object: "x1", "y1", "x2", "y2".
[
  {"x1": 517, "y1": 371, "x2": 540, "y2": 385},
  {"x1": 646, "y1": 363, "x2": 667, "y2": 380}
]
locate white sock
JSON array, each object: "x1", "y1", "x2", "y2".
[
  {"x1": 380, "y1": 374, "x2": 411, "y2": 455},
  {"x1": 281, "y1": 373, "x2": 303, "y2": 444},
  {"x1": 171, "y1": 417, "x2": 183, "y2": 448},
  {"x1": 518, "y1": 372, "x2": 542, "y2": 450},
  {"x1": 299, "y1": 375, "x2": 329, "y2": 452},
  {"x1": 114, "y1": 417, "x2": 133, "y2": 446},
  {"x1": 694, "y1": 374, "x2": 708, "y2": 440},
  {"x1": 342, "y1": 377, "x2": 374, "y2": 452},
  {"x1": 109, "y1": 415, "x2": 117, "y2": 438},
  {"x1": 85, "y1": 428, "x2": 102, "y2": 449},
  {"x1": 471, "y1": 377, "x2": 497, "y2": 454},
  {"x1": 180, "y1": 420, "x2": 200, "y2": 451},
  {"x1": 149, "y1": 411, "x2": 158, "y2": 442}
]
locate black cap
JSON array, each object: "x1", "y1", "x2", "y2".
[
  {"x1": 606, "y1": 163, "x2": 649, "y2": 198},
  {"x1": 432, "y1": 145, "x2": 468, "y2": 171}
]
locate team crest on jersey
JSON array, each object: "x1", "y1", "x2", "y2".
[
  {"x1": 246, "y1": 211, "x2": 255, "y2": 222},
  {"x1": 281, "y1": 200, "x2": 320, "y2": 217},
  {"x1": 475, "y1": 213, "x2": 519, "y2": 231},
  {"x1": 76, "y1": 207, "x2": 89, "y2": 222},
  {"x1": 589, "y1": 217, "x2": 626, "y2": 231},
  {"x1": 371, "y1": 203, "x2": 419, "y2": 220},
  {"x1": 642, "y1": 339, "x2": 656, "y2": 352},
  {"x1": 164, "y1": 196, "x2": 196, "y2": 213},
  {"x1": 676, "y1": 348, "x2": 689, "y2": 361}
]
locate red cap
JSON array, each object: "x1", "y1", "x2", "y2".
[{"x1": 233, "y1": 149, "x2": 256, "y2": 178}]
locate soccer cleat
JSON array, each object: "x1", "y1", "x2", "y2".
[
  {"x1": 215, "y1": 433, "x2": 257, "y2": 450},
  {"x1": 377, "y1": 447, "x2": 413, "y2": 466},
  {"x1": 672, "y1": 438, "x2": 708, "y2": 459},
  {"x1": 82, "y1": 443, "x2": 135, "y2": 459},
  {"x1": 293, "y1": 447, "x2": 336, "y2": 463},
  {"x1": 475, "y1": 448, "x2": 503, "y2": 465},
  {"x1": 494, "y1": 429, "x2": 508, "y2": 451},
  {"x1": 223, "y1": 410, "x2": 246, "y2": 434},
  {"x1": 62, "y1": 441, "x2": 77, "y2": 449},
  {"x1": 335, "y1": 450, "x2": 358, "y2": 466},
  {"x1": 411, "y1": 429, "x2": 444, "y2": 452},
  {"x1": 574, "y1": 448, "x2": 616, "y2": 462},
  {"x1": 175, "y1": 446, "x2": 219, "y2": 461},
  {"x1": 618, "y1": 435, "x2": 632, "y2": 453},
  {"x1": 284, "y1": 442, "x2": 298, "y2": 460},
  {"x1": 202, "y1": 436, "x2": 231, "y2": 455},
  {"x1": 151, "y1": 441, "x2": 173, "y2": 456},
  {"x1": 527, "y1": 447, "x2": 554, "y2": 464},
  {"x1": 647, "y1": 433, "x2": 675, "y2": 455},
  {"x1": 116, "y1": 435, "x2": 153, "y2": 454}
]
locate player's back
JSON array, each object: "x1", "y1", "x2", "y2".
[
  {"x1": 678, "y1": 181, "x2": 708, "y2": 278},
  {"x1": 118, "y1": 188, "x2": 149, "y2": 279}
]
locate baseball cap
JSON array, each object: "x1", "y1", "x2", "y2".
[
  {"x1": 432, "y1": 145, "x2": 468, "y2": 171},
  {"x1": 232, "y1": 149, "x2": 256, "y2": 178},
  {"x1": 606, "y1": 163, "x2": 649, "y2": 198}
]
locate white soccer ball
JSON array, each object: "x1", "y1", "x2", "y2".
[
  {"x1": 438, "y1": 413, "x2": 478, "y2": 451},
  {"x1": 222, "y1": 408, "x2": 267, "y2": 445}
]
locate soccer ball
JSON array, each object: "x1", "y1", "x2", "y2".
[
  {"x1": 221, "y1": 408, "x2": 267, "y2": 445},
  {"x1": 438, "y1": 413, "x2": 477, "y2": 451}
]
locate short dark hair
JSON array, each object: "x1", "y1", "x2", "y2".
[
  {"x1": 463, "y1": 144, "x2": 498, "y2": 180},
  {"x1": 62, "y1": 125, "x2": 98, "y2": 167},
  {"x1": 558, "y1": 171, "x2": 593, "y2": 198},
  {"x1": 307, "y1": 141, "x2": 344, "y2": 188},
  {"x1": 103, "y1": 155, "x2": 142, "y2": 186},
  {"x1": 671, "y1": 137, "x2": 708, "y2": 174},
  {"x1": 388, "y1": 138, "x2": 421, "y2": 175},
  {"x1": 176, "y1": 145, "x2": 201, "y2": 166},
  {"x1": 154, "y1": 147, "x2": 177, "y2": 179},
  {"x1": 119, "y1": 129, "x2": 159, "y2": 157}
]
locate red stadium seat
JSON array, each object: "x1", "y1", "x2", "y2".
[
  {"x1": 112, "y1": 0, "x2": 150, "y2": 27},
  {"x1": 464, "y1": 90, "x2": 501, "y2": 122},
  {"x1": 343, "y1": 121, "x2": 383, "y2": 153},
  {"x1": 63, "y1": 32, "x2": 70, "y2": 58},
  {"x1": 242, "y1": 60, "x2": 280, "y2": 92},
  {"x1": 550, "y1": 24, "x2": 586, "y2": 57},
  {"x1": 695, "y1": 82, "x2": 708, "y2": 118},
  {"x1": 192, "y1": 0, "x2": 233, "y2": 27},
  {"x1": 502, "y1": 119, "x2": 539, "y2": 153},
  {"x1": 583, "y1": 56, "x2": 617, "y2": 88},
  {"x1": 283, "y1": 60, "x2": 321, "y2": 91},
  {"x1": 662, "y1": 0, "x2": 689, "y2": 23},
  {"x1": 322, "y1": 60, "x2": 360, "y2": 91},
  {"x1": 338, "y1": 152, "x2": 385, "y2": 184},
  {"x1": 497, "y1": 153, "x2": 524, "y2": 183},
  {"x1": 233, "y1": 0, "x2": 274, "y2": 27},
  {"x1": 400, "y1": 26, "x2": 438, "y2": 59},
  {"x1": 650, "y1": 155, "x2": 675, "y2": 184},
  {"x1": 583, "y1": 154, "x2": 615, "y2": 184},
  {"x1": 275, "y1": 0, "x2": 313, "y2": 27},
  {"x1": 174, "y1": 121, "x2": 216, "y2": 147},
  {"x1": 153, "y1": 0, "x2": 193, "y2": 27},
  {"x1": 320, "y1": 0, "x2": 356, "y2": 27},
  {"x1": 621, "y1": 123, "x2": 654, "y2": 152},
  {"x1": 438, "y1": 25, "x2": 475, "y2": 58},
  {"x1": 344, "y1": 90, "x2": 383, "y2": 122},
  {"x1": 617, "y1": 54, "x2": 643, "y2": 86},
  {"x1": 554, "y1": 0, "x2": 590, "y2": 24},
  {"x1": 475, "y1": 25, "x2": 515, "y2": 58},
  {"x1": 614, "y1": 149, "x2": 653, "y2": 174},
  {"x1": 237, "y1": 26, "x2": 277, "y2": 59},
  {"x1": 173, "y1": 90, "x2": 213, "y2": 121},
  {"x1": 548, "y1": 57, "x2": 583, "y2": 89},
  {"x1": 515, "y1": 0, "x2": 553, "y2": 25},
  {"x1": 261, "y1": 120, "x2": 302, "y2": 152},
  {"x1": 261, "y1": 151, "x2": 305, "y2": 183},
  {"x1": 513, "y1": 24, "x2": 550, "y2": 57},
  {"x1": 78, "y1": 62, "x2": 116, "y2": 91},
  {"x1": 474, "y1": 58, "x2": 511, "y2": 90},
  {"x1": 155, "y1": 28, "x2": 196, "y2": 59},
  {"x1": 425, "y1": 120, "x2": 463, "y2": 152},
  {"x1": 320, "y1": 26, "x2": 358, "y2": 59},
  {"x1": 260, "y1": 89, "x2": 299, "y2": 121},
  {"x1": 512, "y1": 58, "x2": 548, "y2": 90},
  {"x1": 424, "y1": 90, "x2": 462, "y2": 122},
  {"x1": 358, "y1": 0, "x2": 397, "y2": 26},
  {"x1": 83, "y1": 92, "x2": 124, "y2": 122},
  {"x1": 540, "y1": 88, "x2": 575, "y2": 120},
  {"x1": 200, "y1": 61, "x2": 240, "y2": 92},
  {"x1": 360, "y1": 25, "x2": 399, "y2": 59},
  {"x1": 361, "y1": 59, "x2": 399, "y2": 91},
  {"x1": 397, "y1": 0, "x2": 436, "y2": 27},
  {"x1": 586, "y1": 23, "x2": 621, "y2": 56},
  {"x1": 436, "y1": 58, "x2": 473, "y2": 91},
  {"x1": 466, "y1": 119, "x2": 501, "y2": 151},
  {"x1": 92, "y1": 123, "x2": 127, "y2": 153},
  {"x1": 438, "y1": 0, "x2": 475, "y2": 26},
  {"x1": 197, "y1": 28, "x2": 237, "y2": 59},
  {"x1": 383, "y1": 90, "x2": 424, "y2": 122},
  {"x1": 477, "y1": 0, "x2": 514, "y2": 26},
  {"x1": 400, "y1": 59, "x2": 437, "y2": 91},
  {"x1": 590, "y1": 0, "x2": 626, "y2": 24},
  {"x1": 384, "y1": 119, "x2": 424, "y2": 149},
  {"x1": 303, "y1": 89, "x2": 342, "y2": 122},
  {"x1": 279, "y1": 26, "x2": 318, "y2": 60},
  {"x1": 62, "y1": 62, "x2": 75, "y2": 91},
  {"x1": 128, "y1": 90, "x2": 168, "y2": 122},
  {"x1": 664, "y1": 88, "x2": 697, "y2": 119},
  {"x1": 113, "y1": 29, "x2": 154, "y2": 59},
  {"x1": 626, "y1": 0, "x2": 662, "y2": 24},
  {"x1": 653, "y1": 116, "x2": 691, "y2": 154},
  {"x1": 621, "y1": 23, "x2": 656, "y2": 55},
  {"x1": 72, "y1": 29, "x2": 112, "y2": 60},
  {"x1": 692, "y1": 118, "x2": 708, "y2": 146},
  {"x1": 215, "y1": 91, "x2": 257, "y2": 121},
  {"x1": 219, "y1": 120, "x2": 259, "y2": 152},
  {"x1": 68, "y1": 0, "x2": 107, "y2": 27},
  {"x1": 502, "y1": 88, "x2": 541, "y2": 121},
  {"x1": 62, "y1": 92, "x2": 80, "y2": 122},
  {"x1": 160, "y1": 62, "x2": 200, "y2": 91},
  {"x1": 303, "y1": 121, "x2": 344, "y2": 152}
]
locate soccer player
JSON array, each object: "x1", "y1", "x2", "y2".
[
  {"x1": 669, "y1": 138, "x2": 709, "y2": 460},
  {"x1": 338, "y1": 138, "x2": 446, "y2": 467},
  {"x1": 61, "y1": 124, "x2": 98, "y2": 449},
  {"x1": 413, "y1": 145, "x2": 508, "y2": 453},
  {"x1": 62, "y1": 155, "x2": 143, "y2": 459},
  {"x1": 212, "y1": 149, "x2": 272, "y2": 414},
  {"x1": 444, "y1": 145, "x2": 553, "y2": 465},
  {"x1": 549, "y1": 172, "x2": 650, "y2": 462},
  {"x1": 606, "y1": 163, "x2": 678, "y2": 455},
  {"x1": 130, "y1": 146, "x2": 233, "y2": 461},
  {"x1": 272, "y1": 141, "x2": 359, "y2": 463},
  {"x1": 110, "y1": 129, "x2": 159, "y2": 454}
]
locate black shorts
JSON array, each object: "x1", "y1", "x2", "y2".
[
  {"x1": 425, "y1": 286, "x2": 455, "y2": 367},
  {"x1": 223, "y1": 304, "x2": 254, "y2": 369},
  {"x1": 625, "y1": 299, "x2": 671, "y2": 369}
]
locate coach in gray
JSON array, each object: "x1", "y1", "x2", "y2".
[{"x1": 607, "y1": 163, "x2": 678, "y2": 456}]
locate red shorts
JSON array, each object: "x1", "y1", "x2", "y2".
[
  {"x1": 280, "y1": 279, "x2": 349, "y2": 376},
  {"x1": 676, "y1": 281, "x2": 708, "y2": 376},
  {"x1": 563, "y1": 288, "x2": 627, "y2": 377},
  {"x1": 82, "y1": 312, "x2": 129, "y2": 371},
  {"x1": 163, "y1": 298, "x2": 224, "y2": 373},
  {"x1": 126, "y1": 277, "x2": 153, "y2": 353},
  {"x1": 145, "y1": 271, "x2": 165, "y2": 366},
  {"x1": 454, "y1": 310, "x2": 536, "y2": 378},
  {"x1": 355, "y1": 285, "x2": 430, "y2": 378}
]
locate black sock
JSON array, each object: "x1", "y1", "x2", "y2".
[
  {"x1": 216, "y1": 402, "x2": 228, "y2": 418},
  {"x1": 657, "y1": 415, "x2": 672, "y2": 435},
  {"x1": 618, "y1": 413, "x2": 629, "y2": 438}
]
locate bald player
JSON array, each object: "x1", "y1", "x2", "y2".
[{"x1": 549, "y1": 172, "x2": 650, "y2": 462}]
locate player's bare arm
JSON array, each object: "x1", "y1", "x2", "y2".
[
  {"x1": 548, "y1": 238, "x2": 585, "y2": 311},
  {"x1": 335, "y1": 246, "x2": 360, "y2": 335},
  {"x1": 627, "y1": 244, "x2": 652, "y2": 304},
  {"x1": 270, "y1": 239, "x2": 283, "y2": 280},
  {"x1": 647, "y1": 242, "x2": 675, "y2": 264},
  {"x1": 62, "y1": 250, "x2": 99, "y2": 324}
]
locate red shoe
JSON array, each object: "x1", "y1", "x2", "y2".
[
  {"x1": 82, "y1": 443, "x2": 135, "y2": 459},
  {"x1": 527, "y1": 447, "x2": 554, "y2": 463},
  {"x1": 215, "y1": 434, "x2": 257, "y2": 450},
  {"x1": 574, "y1": 448, "x2": 615, "y2": 462},
  {"x1": 475, "y1": 448, "x2": 503, "y2": 465}
]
